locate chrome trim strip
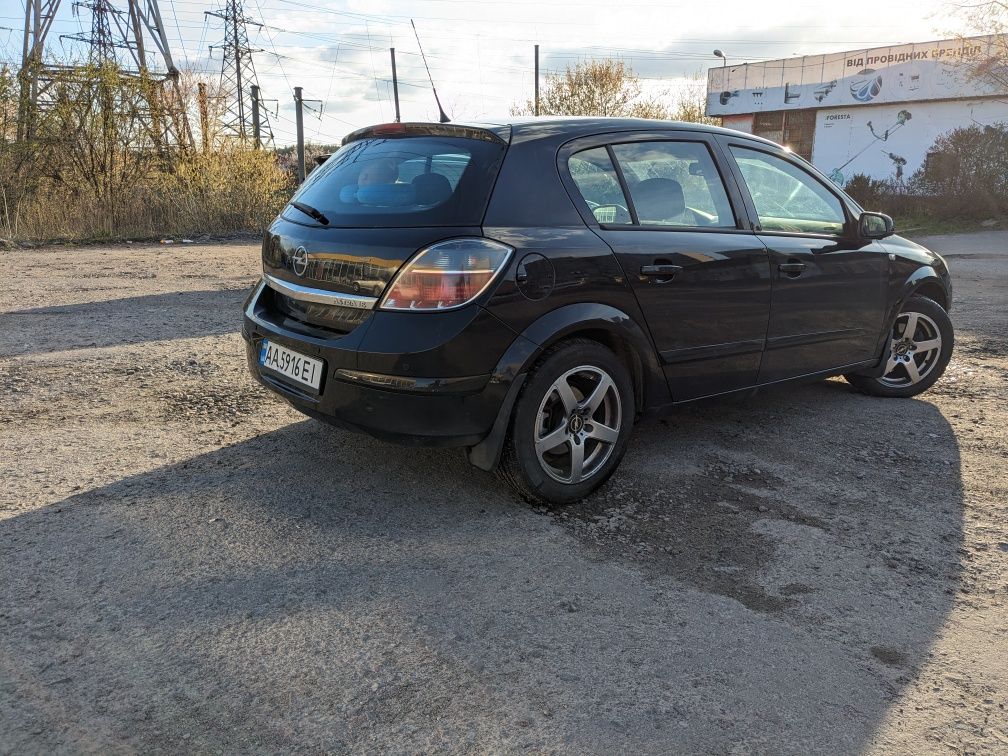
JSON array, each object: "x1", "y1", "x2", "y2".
[{"x1": 264, "y1": 274, "x2": 377, "y2": 310}]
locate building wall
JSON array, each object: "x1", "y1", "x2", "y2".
[
  {"x1": 706, "y1": 34, "x2": 1006, "y2": 117},
  {"x1": 721, "y1": 114, "x2": 754, "y2": 133},
  {"x1": 811, "y1": 98, "x2": 1008, "y2": 186}
]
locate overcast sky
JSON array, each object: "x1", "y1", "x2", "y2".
[{"x1": 0, "y1": 0, "x2": 972, "y2": 145}]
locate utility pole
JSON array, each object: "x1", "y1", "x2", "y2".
[
  {"x1": 534, "y1": 43, "x2": 540, "y2": 116},
  {"x1": 206, "y1": 0, "x2": 274, "y2": 148},
  {"x1": 198, "y1": 82, "x2": 209, "y2": 152},
  {"x1": 293, "y1": 86, "x2": 322, "y2": 182},
  {"x1": 390, "y1": 47, "x2": 400, "y2": 123},
  {"x1": 251, "y1": 83, "x2": 261, "y2": 148},
  {"x1": 294, "y1": 86, "x2": 305, "y2": 182}
]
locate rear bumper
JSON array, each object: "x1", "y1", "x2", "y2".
[{"x1": 242, "y1": 280, "x2": 518, "y2": 447}]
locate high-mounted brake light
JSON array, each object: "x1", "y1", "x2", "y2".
[
  {"x1": 379, "y1": 238, "x2": 513, "y2": 311},
  {"x1": 370, "y1": 122, "x2": 407, "y2": 136}
]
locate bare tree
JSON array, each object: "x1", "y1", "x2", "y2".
[
  {"x1": 175, "y1": 68, "x2": 229, "y2": 150},
  {"x1": 512, "y1": 59, "x2": 670, "y2": 119},
  {"x1": 40, "y1": 63, "x2": 153, "y2": 233},
  {"x1": 0, "y1": 64, "x2": 47, "y2": 239},
  {"x1": 0, "y1": 65, "x2": 16, "y2": 143},
  {"x1": 668, "y1": 72, "x2": 720, "y2": 126},
  {"x1": 955, "y1": 2, "x2": 1008, "y2": 91}
]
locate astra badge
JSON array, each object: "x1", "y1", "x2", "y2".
[{"x1": 291, "y1": 246, "x2": 309, "y2": 276}]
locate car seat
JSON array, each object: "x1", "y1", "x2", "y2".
[{"x1": 633, "y1": 178, "x2": 686, "y2": 224}]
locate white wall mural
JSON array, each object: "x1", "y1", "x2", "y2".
[{"x1": 811, "y1": 99, "x2": 1008, "y2": 185}]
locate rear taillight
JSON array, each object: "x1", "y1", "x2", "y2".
[{"x1": 379, "y1": 238, "x2": 513, "y2": 311}]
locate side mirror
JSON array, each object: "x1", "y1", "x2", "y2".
[{"x1": 858, "y1": 211, "x2": 894, "y2": 239}]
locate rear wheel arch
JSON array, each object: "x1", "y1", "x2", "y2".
[
  {"x1": 496, "y1": 337, "x2": 636, "y2": 503},
  {"x1": 539, "y1": 327, "x2": 645, "y2": 413},
  {"x1": 515, "y1": 303, "x2": 668, "y2": 413},
  {"x1": 467, "y1": 304, "x2": 668, "y2": 473}
]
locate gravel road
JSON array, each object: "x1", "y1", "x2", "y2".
[{"x1": 1, "y1": 232, "x2": 1006, "y2": 753}]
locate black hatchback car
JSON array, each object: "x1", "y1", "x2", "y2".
[{"x1": 243, "y1": 118, "x2": 953, "y2": 503}]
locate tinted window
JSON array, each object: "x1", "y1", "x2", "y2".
[
  {"x1": 730, "y1": 146, "x2": 846, "y2": 234},
  {"x1": 611, "y1": 141, "x2": 735, "y2": 227},
  {"x1": 288, "y1": 136, "x2": 505, "y2": 228},
  {"x1": 568, "y1": 147, "x2": 632, "y2": 224}
]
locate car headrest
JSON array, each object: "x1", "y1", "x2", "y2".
[
  {"x1": 633, "y1": 178, "x2": 685, "y2": 222},
  {"x1": 411, "y1": 173, "x2": 453, "y2": 205},
  {"x1": 343, "y1": 183, "x2": 417, "y2": 206}
]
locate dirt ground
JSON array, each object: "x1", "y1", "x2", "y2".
[{"x1": 1, "y1": 231, "x2": 1005, "y2": 754}]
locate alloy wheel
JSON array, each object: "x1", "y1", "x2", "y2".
[
  {"x1": 534, "y1": 365, "x2": 622, "y2": 484},
  {"x1": 880, "y1": 310, "x2": 944, "y2": 387}
]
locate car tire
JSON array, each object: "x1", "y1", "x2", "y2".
[
  {"x1": 497, "y1": 338, "x2": 635, "y2": 505},
  {"x1": 845, "y1": 295, "x2": 953, "y2": 398}
]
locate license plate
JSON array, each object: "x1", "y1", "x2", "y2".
[{"x1": 258, "y1": 339, "x2": 323, "y2": 391}]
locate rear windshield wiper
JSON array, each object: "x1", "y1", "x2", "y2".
[{"x1": 289, "y1": 200, "x2": 330, "y2": 226}]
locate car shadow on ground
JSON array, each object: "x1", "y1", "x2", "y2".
[
  {"x1": 0, "y1": 288, "x2": 249, "y2": 357},
  {"x1": 0, "y1": 380, "x2": 962, "y2": 752}
]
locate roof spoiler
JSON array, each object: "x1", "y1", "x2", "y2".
[{"x1": 341, "y1": 122, "x2": 510, "y2": 146}]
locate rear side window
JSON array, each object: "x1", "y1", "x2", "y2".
[
  {"x1": 729, "y1": 146, "x2": 846, "y2": 234},
  {"x1": 568, "y1": 148, "x2": 632, "y2": 224},
  {"x1": 288, "y1": 136, "x2": 506, "y2": 228},
  {"x1": 610, "y1": 141, "x2": 735, "y2": 228}
]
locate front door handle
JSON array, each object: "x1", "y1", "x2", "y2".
[
  {"x1": 778, "y1": 261, "x2": 806, "y2": 277},
  {"x1": 640, "y1": 264, "x2": 682, "y2": 279}
]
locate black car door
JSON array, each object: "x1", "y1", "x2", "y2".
[
  {"x1": 717, "y1": 139, "x2": 888, "y2": 384},
  {"x1": 559, "y1": 132, "x2": 771, "y2": 401}
]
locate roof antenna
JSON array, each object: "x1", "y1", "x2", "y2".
[{"x1": 411, "y1": 19, "x2": 450, "y2": 123}]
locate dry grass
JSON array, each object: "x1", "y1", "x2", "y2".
[{"x1": 1, "y1": 149, "x2": 292, "y2": 243}]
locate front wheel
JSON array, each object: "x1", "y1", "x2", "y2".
[
  {"x1": 845, "y1": 295, "x2": 953, "y2": 398},
  {"x1": 497, "y1": 338, "x2": 634, "y2": 505}
]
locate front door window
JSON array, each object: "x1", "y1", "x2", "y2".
[{"x1": 730, "y1": 147, "x2": 846, "y2": 235}]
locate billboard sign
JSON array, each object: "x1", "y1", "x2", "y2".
[{"x1": 706, "y1": 35, "x2": 1008, "y2": 116}]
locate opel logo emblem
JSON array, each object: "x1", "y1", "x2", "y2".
[{"x1": 291, "y1": 246, "x2": 309, "y2": 276}]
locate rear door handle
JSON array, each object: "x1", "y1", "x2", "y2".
[
  {"x1": 778, "y1": 261, "x2": 806, "y2": 277},
  {"x1": 640, "y1": 264, "x2": 682, "y2": 279}
]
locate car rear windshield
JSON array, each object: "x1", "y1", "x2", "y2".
[{"x1": 285, "y1": 135, "x2": 506, "y2": 228}]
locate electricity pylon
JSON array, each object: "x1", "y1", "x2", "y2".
[
  {"x1": 206, "y1": 0, "x2": 274, "y2": 148},
  {"x1": 17, "y1": 0, "x2": 194, "y2": 152}
]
